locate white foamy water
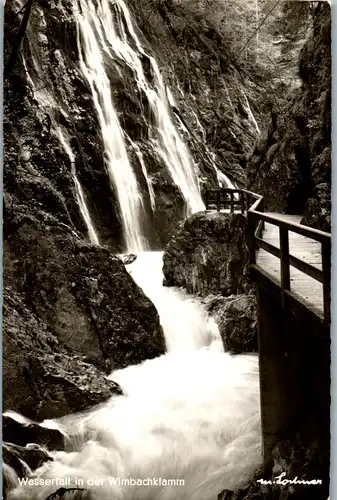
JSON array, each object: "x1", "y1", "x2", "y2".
[
  {"x1": 215, "y1": 165, "x2": 236, "y2": 190},
  {"x1": 127, "y1": 252, "x2": 222, "y2": 352},
  {"x1": 111, "y1": 0, "x2": 205, "y2": 215},
  {"x1": 129, "y1": 139, "x2": 156, "y2": 212},
  {"x1": 8, "y1": 253, "x2": 261, "y2": 500}
]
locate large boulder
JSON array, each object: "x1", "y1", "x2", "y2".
[
  {"x1": 4, "y1": 215, "x2": 165, "y2": 372},
  {"x1": 163, "y1": 211, "x2": 253, "y2": 297},
  {"x1": 204, "y1": 294, "x2": 257, "y2": 354},
  {"x1": 3, "y1": 289, "x2": 123, "y2": 421}
]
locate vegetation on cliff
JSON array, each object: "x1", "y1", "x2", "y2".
[
  {"x1": 247, "y1": 2, "x2": 331, "y2": 231},
  {"x1": 130, "y1": 0, "x2": 290, "y2": 188}
]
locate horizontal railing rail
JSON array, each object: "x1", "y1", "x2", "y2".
[
  {"x1": 205, "y1": 188, "x2": 331, "y2": 324},
  {"x1": 205, "y1": 189, "x2": 247, "y2": 214}
]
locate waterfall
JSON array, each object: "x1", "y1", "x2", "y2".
[
  {"x1": 214, "y1": 165, "x2": 236, "y2": 190},
  {"x1": 7, "y1": 254, "x2": 261, "y2": 500},
  {"x1": 6, "y1": 4, "x2": 261, "y2": 498},
  {"x1": 75, "y1": 0, "x2": 204, "y2": 251},
  {"x1": 55, "y1": 128, "x2": 100, "y2": 246},
  {"x1": 129, "y1": 139, "x2": 156, "y2": 212},
  {"x1": 127, "y1": 252, "x2": 222, "y2": 352},
  {"x1": 165, "y1": 88, "x2": 234, "y2": 193},
  {"x1": 76, "y1": 0, "x2": 147, "y2": 252},
  {"x1": 21, "y1": 24, "x2": 100, "y2": 246},
  {"x1": 109, "y1": 0, "x2": 205, "y2": 215}
]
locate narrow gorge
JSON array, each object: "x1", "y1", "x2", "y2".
[{"x1": 3, "y1": 1, "x2": 331, "y2": 499}]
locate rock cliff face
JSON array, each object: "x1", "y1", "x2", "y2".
[
  {"x1": 4, "y1": 0, "x2": 276, "y2": 254},
  {"x1": 163, "y1": 211, "x2": 253, "y2": 297},
  {"x1": 3, "y1": 288, "x2": 124, "y2": 421},
  {"x1": 247, "y1": 3, "x2": 331, "y2": 232},
  {"x1": 4, "y1": 0, "x2": 208, "y2": 251},
  {"x1": 3, "y1": 210, "x2": 165, "y2": 419}
]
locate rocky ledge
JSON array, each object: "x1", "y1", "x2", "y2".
[
  {"x1": 162, "y1": 211, "x2": 257, "y2": 355},
  {"x1": 163, "y1": 211, "x2": 253, "y2": 297},
  {"x1": 204, "y1": 294, "x2": 257, "y2": 354},
  {"x1": 3, "y1": 212, "x2": 166, "y2": 496}
]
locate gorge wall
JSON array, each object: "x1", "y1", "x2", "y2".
[
  {"x1": 4, "y1": 0, "x2": 283, "y2": 254},
  {"x1": 3, "y1": 1, "x2": 331, "y2": 496},
  {"x1": 3, "y1": 0, "x2": 287, "y2": 420},
  {"x1": 247, "y1": 2, "x2": 331, "y2": 232}
]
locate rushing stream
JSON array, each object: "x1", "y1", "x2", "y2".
[
  {"x1": 8, "y1": 253, "x2": 261, "y2": 500},
  {"x1": 9, "y1": 0, "x2": 262, "y2": 497}
]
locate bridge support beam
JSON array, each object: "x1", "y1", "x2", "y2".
[{"x1": 253, "y1": 267, "x2": 330, "y2": 465}]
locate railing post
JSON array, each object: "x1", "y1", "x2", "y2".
[
  {"x1": 240, "y1": 192, "x2": 245, "y2": 214},
  {"x1": 247, "y1": 212, "x2": 256, "y2": 265},
  {"x1": 260, "y1": 198, "x2": 265, "y2": 230},
  {"x1": 279, "y1": 227, "x2": 290, "y2": 290},
  {"x1": 322, "y1": 241, "x2": 331, "y2": 323},
  {"x1": 216, "y1": 190, "x2": 220, "y2": 211},
  {"x1": 230, "y1": 191, "x2": 234, "y2": 213}
]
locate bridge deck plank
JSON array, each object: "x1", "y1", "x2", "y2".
[{"x1": 256, "y1": 214, "x2": 323, "y2": 315}]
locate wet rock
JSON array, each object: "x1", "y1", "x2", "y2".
[
  {"x1": 3, "y1": 414, "x2": 64, "y2": 450},
  {"x1": 301, "y1": 182, "x2": 331, "y2": 233},
  {"x1": 3, "y1": 442, "x2": 53, "y2": 477},
  {"x1": 4, "y1": 217, "x2": 165, "y2": 373},
  {"x1": 22, "y1": 352, "x2": 124, "y2": 420},
  {"x1": 219, "y1": 425, "x2": 329, "y2": 500},
  {"x1": 120, "y1": 253, "x2": 137, "y2": 265},
  {"x1": 204, "y1": 294, "x2": 257, "y2": 353},
  {"x1": 3, "y1": 289, "x2": 124, "y2": 420},
  {"x1": 163, "y1": 211, "x2": 253, "y2": 297}
]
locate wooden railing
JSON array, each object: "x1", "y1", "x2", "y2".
[
  {"x1": 205, "y1": 189, "x2": 249, "y2": 213},
  {"x1": 205, "y1": 188, "x2": 331, "y2": 324}
]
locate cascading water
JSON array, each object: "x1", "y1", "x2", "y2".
[
  {"x1": 127, "y1": 252, "x2": 223, "y2": 352},
  {"x1": 56, "y1": 128, "x2": 100, "y2": 245},
  {"x1": 128, "y1": 138, "x2": 156, "y2": 212},
  {"x1": 166, "y1": 86, "x2": 235, "y2": 192},
  {"x1": 214, "y1": 164, "x2": 236, "y2": 190},
  {"x1": 7, "y1": 253, "x2": 261, "y2": 500},
  {"x1": 20, "y1": 18, "x2": 100, "y2": 246},
  {"x1": 7, "y1": 3, "x2": 261, "y2": 498},
  {"x1": 75, "y1": 0, "x2": 205, "y2": 237},
  {"x1": 76, "y1": 0, "x2": 147, "y2": 252},
  {"x1": 111, "y1": 0, "x2": 205, "y2": 215}
]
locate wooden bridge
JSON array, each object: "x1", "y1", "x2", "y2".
[{"x1": 205, "y1": 188, "x2": 331, "y2": 464}]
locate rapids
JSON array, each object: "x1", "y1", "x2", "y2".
[{"x1": 7, "y1": 253, "x2": 261, "y2": 500}]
